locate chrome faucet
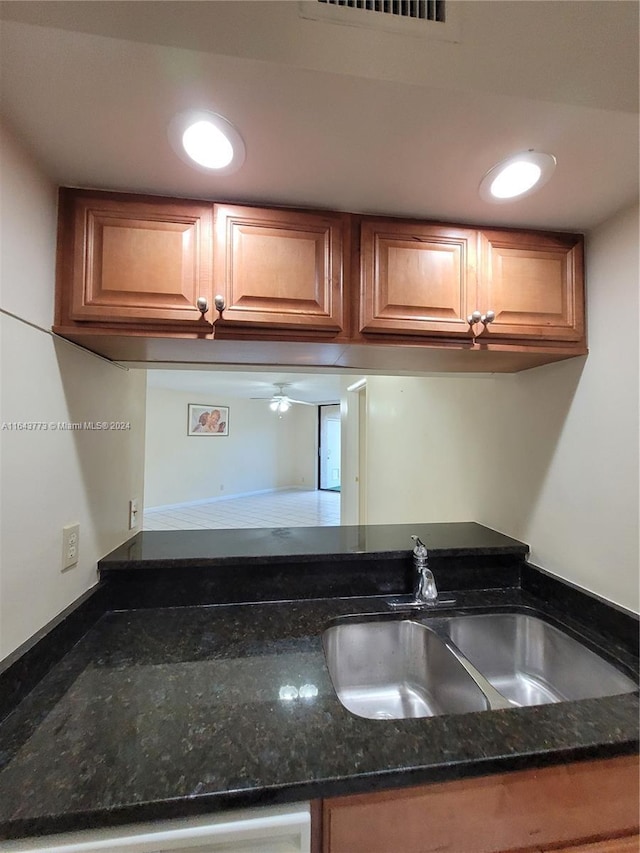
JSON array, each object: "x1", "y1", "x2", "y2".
[
  {"x1": 411, "y1": 535, "x2": 438, "y2": 604},
  {"x1": 388, "y1": 535, "x2": 454, "y2": 609}
]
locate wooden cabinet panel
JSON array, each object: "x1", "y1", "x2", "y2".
[
  {"x1": 58, "y1": 190, "x2": 214, "y2": 329},
  {"x1": 214, "y1": 204, "x2": 346, "y2": 335},
  {"x1": 359, "y1": 219, "x2": 477, "y2": 338},
  {"x1": 477, "y1": 229, "x2": 584, "y2": 342},
  {"x1": 53, "y1": 189, "x2": 587, "y2": 368},
  {"x1": 322, "y1": 756, "x2": 639, "y2": 853},
  {"x1": 550, "y1": 835, "x2": 640, "y2": 852}
]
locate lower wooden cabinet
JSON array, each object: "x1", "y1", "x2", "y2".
[
  {"x1": 319, "y1": 756, "x2": 639, "y2": 853},
  {"x1": 550, "y1": 836, "x2": 640, "y2": 852}
]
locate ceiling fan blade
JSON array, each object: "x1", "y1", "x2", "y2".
[{"x1": 251, "y1": 385, "x2": 320, "y2": 406}]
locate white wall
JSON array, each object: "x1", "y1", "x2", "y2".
[
  {"x1": 0, "y1": 123, "x2": 146, "y2": 661},
  {"x1": 475, "y1": 204, "x2": 639, "y2": 612},
  {"x1": 344, "y1": 204, "x2": 638, "y2": 612},
  {"x1": 144, "y1": 386, "x2": 317, "y2": 508},
  {"x1": 361, "y1": 375, "x2": 485, "y2": 525}
]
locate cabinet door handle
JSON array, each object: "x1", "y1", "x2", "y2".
[
  {"x1": 467, "y1": 310, "x2": 482, "y2": 327},
  {"x1": 196, "y1": 297, "x2": 208, "y2": 315},
  {"x1": 214, "y1": 294, "x2": 226, "y2": 314},
  {"x1": 481, "y1": 310, "x2": 496, "y2": 326}
]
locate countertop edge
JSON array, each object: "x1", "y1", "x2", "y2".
[
  {"x1": 1, "y1": 741, "x2": 638, "y2": 841},
  {"x1": 98, "y1": 545, "x2": 529, "y2": 571}
]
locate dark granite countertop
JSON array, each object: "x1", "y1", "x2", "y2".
[
  {"x1": 0, "y1": 523, "x2": 637, "y2": 842},
  {"x1": 0, "y1": 588, "x2": 637, "y2": 841}
]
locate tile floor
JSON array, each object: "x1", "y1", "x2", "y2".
[{"x1": 143, "y1": 488, "x2": 341, "y2": 530}]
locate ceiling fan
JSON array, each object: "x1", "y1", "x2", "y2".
[{"x1": 251, "y1": 383, "x2": 315, "y2": 414}]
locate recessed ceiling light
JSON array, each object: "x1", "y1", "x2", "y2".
[
  {"x1": 168, "y1": 109, "x2": 245, "y2": 175},
  {"x1": 479, "y1": 150, "x2": 556, "y2": 203}
]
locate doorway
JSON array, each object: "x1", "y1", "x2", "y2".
[{"x1": 319, "y1": 404, "x2": 341, "y2": 491}]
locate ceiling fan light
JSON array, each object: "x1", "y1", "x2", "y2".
[
  {"x1": 479, "y1": 150, "x2": 556, "y2": 204},
  {"x1": 279, "y1": 400, "x2": 291, "y2": 413},
  {"x1": 269, "y1": 400, "x2": 279, "y2": 412}
]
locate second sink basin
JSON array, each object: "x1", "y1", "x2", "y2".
[
  {"x1": 444, "y1": 613, "x2": 637, "y2": 706},
  {"x1": 323, "y1": 620, "x2": 489, "y2": 719},
  {"x1": 323, "y1": 611, "x2": 637, "y2": 720}
]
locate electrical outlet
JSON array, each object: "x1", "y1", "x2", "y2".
[
  {"x1": 62, "y1": 523, "x2": 80, "y2": 571},
  {"x1": 129, "y1": 499, "x2": 139, "y2": 530}
]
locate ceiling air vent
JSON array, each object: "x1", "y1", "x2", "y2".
[{"x1": 317, "y1": 0, "x2": 445, "y2": 23}]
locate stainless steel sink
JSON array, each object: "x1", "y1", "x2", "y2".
[
  {"x1": 443, "y1": 613, "x2": 637, "y2": 706},
  {"x1": 323, "y1": 612, "x2": 637, "y2": 720},
  {"x1": 322, "y1": 620, "x2": 489, "y2": 719}
]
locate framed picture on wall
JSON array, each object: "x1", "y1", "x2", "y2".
[{"x1": 187, "y1": 404, "x2": 229, "y2": 436}]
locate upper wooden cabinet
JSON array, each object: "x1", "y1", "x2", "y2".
[
  {"x1": 213, "y1": 204, "x2": 346, "y2": 336},
  {"x1": 359, "y1": 218, "x2": 584, "y2": 345},
  {"x1": 53, "y1": 188, "x2": 586, "y2": 370},
  {"x1": 359, "y1": 219, "x2": 477, "y2": 339},
  {"x1": 55, "y1": 189, "x2": 214, "y2": 332},
  {"x1": 476, "y1": 229, "x2": 584, "y2": 342}
]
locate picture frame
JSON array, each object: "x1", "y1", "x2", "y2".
[{"x1": 187, "y1": 404, "x2": 229, "y2": 436}]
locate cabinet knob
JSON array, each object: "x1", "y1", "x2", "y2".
[
  {"x1": 214, "y1": 294, "x2": 226, "y2": 314},
  {"x1": 467, "y1": 311, "x2": 482, "y2": 327},
  {"x1": 196, "y1": 297, "x2": 208, "y2": 315},
  {"x1": 481, "y1": 310, "x2": 496, "y2": 326}
]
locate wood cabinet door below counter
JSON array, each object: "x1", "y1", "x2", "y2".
[
  {"x1": 359, "y1": 219, "x2": 478, "y2": 339},
  {"x1": 60, "y1": 190, "x2": 214, "y2": 329},
  {"x1": 549, "y1": 835, "x2": 640, "y2": 852},
  {"x1": 213, "y1": 204, "x2": 346, "y2": 335},
  {"x1": 322, "y1": 756, "x2": 639, "y2": 853}
]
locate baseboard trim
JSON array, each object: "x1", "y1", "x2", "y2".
[{"x1": 145, "y1": 487, "x2": 309, "y2": 514}]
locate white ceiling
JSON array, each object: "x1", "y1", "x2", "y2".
[
  {"x1": 146, "y1": 369, "x2": 347, "y2": 404},
  {"x1": 0, "y1": 0, "x2": 638, "y2": 234}
]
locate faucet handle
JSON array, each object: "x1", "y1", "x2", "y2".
[{"x1": 411, "y1": 535, "x2": 428, "y2": 557}]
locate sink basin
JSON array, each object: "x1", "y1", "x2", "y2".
[
  {"x1": 323, "y1": 612, "x2": 637, "y2": 720},
  {"x1": 443, "y1": 613, "x2": 637, "y2": 706},
  {"x1": 323, "y1": 620, "x2": 489, "y2": 719}
]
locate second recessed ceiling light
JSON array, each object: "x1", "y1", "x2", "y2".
[{"x1": 479, "y1": 150, "x2": 556, "y2": 203}]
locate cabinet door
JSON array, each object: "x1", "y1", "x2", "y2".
[
  {"x1": 477, "y1": 230, "x2": 584, "y2": 342},
  {"x1": 549, "y1": 835, "x2": 640, "y2": 852},
  {"x1": 359, "y1": 219, "x2": 477, "y2": 338},
  {"x1": 213, "y1": 205, "x2": 345, "y2": 335},
  {"x1": 322, "y1": 756, "x2": 639, "y2": 853},
  {"x1": 62, "y1": 190, "x2": 214, "y2": 328}
]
